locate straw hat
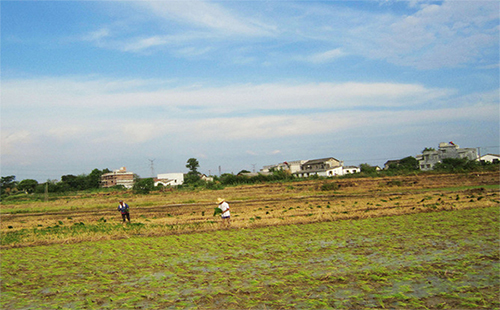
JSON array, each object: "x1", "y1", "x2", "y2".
[{"x1": 217, "y1": 197, "x2": 225, "y2": 204}]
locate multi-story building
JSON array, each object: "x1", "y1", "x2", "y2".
[
  {"x1": 100, "y1": 167, "x2": 135, "y2": 189},
  {"x1": 295, "y1": 157, "x2": 342, "y2": 177},
  {"x1": 417, "y1": 142, "x2": 478, "y2": 171},
  {"x1": 262, "y1": 157, "x2": 358, "y2": 178},
  {"x1": 261, "y1": 160, "x2": 306, "y2": 174}
]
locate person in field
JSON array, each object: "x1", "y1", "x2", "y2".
[
  {"x1": 217, "y1": 197, "x2": 230, "y2": 227},
  {"x1": 118, "y1": 200, "x2": 130, "y2": 223}
]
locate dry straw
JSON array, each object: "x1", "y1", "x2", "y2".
[{"x1": 1, "y1": 172, "x2": 499, "y2": 248}]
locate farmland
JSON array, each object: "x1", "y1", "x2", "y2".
[
  {"x1": 1, "y1": 172, "x2": 499, "y2": 309},
  {"x1": 1, "y1": 172, "x2": 498, "y2": 248}
]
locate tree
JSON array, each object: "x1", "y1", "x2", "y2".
[
  {"x1": 1, "y1": 176, "x2": 17, "y2": 195},
  {"x1": 17, "y1": 179, "x2": 39, "y2": 194},
  {"x1": 186, "y1": 158, "x2": 200, "y2": 174},
  {"x1": 399, "y1": 156, "x2": 419, "y2": 170},
  {"x1": 87, "y1": 168, "x2": 109, "y2": 189},
  {"x1": 360, "y1": 164, "x2": 377, "y2": 173},
  {"x1": 387, "y1": 156, "x2": 419, "y2": 171},
  {"x1": 434, "y1": 158, "x2": 478, "y2": 172},
  {"x1": 60, "y1": 175, "x2": 88, "y2": 191},
  {"x1": 219, "y1": 173, "x2": 241, "y2": 185},
  {"x1": 35, "y1": 180, "x2": 59, "y2": 194},
  {"x1": 422, "y1": 147, "x2": 436, "y2": 153},
  {"x1": 133, "y1": 178, "x2": 154, "y2": 194},
  {"x1": 185, "y1": 158, "x2": 201, "y2": 184}
]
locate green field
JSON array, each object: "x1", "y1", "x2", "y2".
[{"x1": 1, "y1": 206, "x2": 499, "y2": 309}]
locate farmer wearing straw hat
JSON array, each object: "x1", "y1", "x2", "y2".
[{"x1": 217, "y1": 197, "x2": 231, "y2": 226}]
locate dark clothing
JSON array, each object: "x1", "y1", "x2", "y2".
[
  {"x1": 118, "y1": 203, "x2": 130, "y2": 222},
  {"x1": 121, "y1": 212, "x2": 130, "y2": 222}
]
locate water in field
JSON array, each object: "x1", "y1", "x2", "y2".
[{"x1": 1, "y1": 207, "x2": 499, "y2": 309}]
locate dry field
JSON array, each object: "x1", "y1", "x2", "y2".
[{"x1": 1, "y1": 172, "x2": 499, "y2": 248}]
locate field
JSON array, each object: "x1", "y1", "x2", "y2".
[{"x1": 1, "y1": 172, "x2": 499, "y2": 309}]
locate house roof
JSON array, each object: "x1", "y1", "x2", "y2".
[
  {"x1": 384, "y1": 159, "x2": 401, "y2": 165},
  {"x1": 304, "y1": 157, "x2": 340, "y2": 165},
  {"x1": 480, "y1": 153, "x2": 500, "y2": 157}
]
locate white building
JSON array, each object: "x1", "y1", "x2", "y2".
[
  {"x1": 155, "y1": 173, "x2": 184, "y2": 187},
  {"x1": 263, "y1": 157, "x2": 360, "y2": 178},
  {"x1": 479, "y1": 154, "x2": 500, "y2": 163},
  {"x1": 200, "y1": 174, "x2": 214, "y2": 182},
  {"x1": 343, "y1": 166, "x2": 361, "y2": 174}
]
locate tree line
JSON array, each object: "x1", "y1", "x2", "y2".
[
  {"x1": 1, "y1": 168, "x2": 111, "y2": 196},
  {"x1": 2, "y1": 156, "x2": 498, "y2": 197}
]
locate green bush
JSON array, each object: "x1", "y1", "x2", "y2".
[
  {"x1": 320, "y1": 182, "x2": 339, "y2": 191},
  {"x1": 434, "y1": 158, "x2": 479, "y2": 172},
  {"x1": 133, "y1": 178, "x2": 154, "y2": 194}
]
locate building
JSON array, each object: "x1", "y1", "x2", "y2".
[
  {"x1": 262, "y1": 157, "x2": 360, "y2": 178},
  {"x1": 101, "y1": 167, "x2": 135, "y2": 189},
  {"x1": 343, "y1": 166, "x2": 361, "y2": 174},
  {"x1": 479, "y1": 154, "x2": 500, "y2": 164},
  {"x1": 261, "y1": 160, "x2": 306, "y2": 174},
  {"x1": 417, "y1": 142, "x2": 478, "y2": 171},
  {"x1": 200, "y1": 174, "x2": 214, "y2": 182},
  {"x1": 384, "y1": 159, "x2": 401, "y2": 170},
  {"x1": 154, "y1": 173, "x2": 184, "y2": 187},
  {"x1": 294, "y1": 157, "x2": 342, "y2": 178}
]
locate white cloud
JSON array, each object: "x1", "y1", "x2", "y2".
[
  {"x1": 136, "y1": 0, "x2": 276, "y2": 37},
  {"x1": 121, "y1": 122, "x2": 168, "y2": 144},
  {"x1": 186, "y1": 103, "x2": 498, "y2": 142},
  {"x1": 295, "y1": 0, "x2": 499, "y2": 69},
  {"x1": 121, "y1": 36, "x2": 170, "y2": 52},
  {"x1": 175, "y1": 46, "x2": 213, "y2": 57},
  {"x1": 2, "y1": 77, "x2": 455, "y2": 113},
  {"x1": 82, "y1": 28, "x2": 111, "y2": 42},
  {"x1": 302, "y1": 48, "x2": 345, "y2": 63},
  {"x1": 368, "y1": 1, "x2": 499, "y2": 69},
  {"x1": 2, "y1": 75, "x2": 497, "y2": 167},
  {"x1": 1, "y1": 130, "x2": 31, "y2": 155},
  {"x1": 78, "y1": 1, "x2": 497, "y2": 68}
]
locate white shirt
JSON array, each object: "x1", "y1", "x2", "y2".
[{"x1": 219, "y1": 201, "x2": 230, "y2": 217}]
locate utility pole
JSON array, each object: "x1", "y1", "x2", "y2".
[
  {"x1": 252, "y1": 164, "x2": 256, "y2": 173},
  {"x1": 44, "y1": 182, "x2": 48, "y2": 202},
  {"x1": 149, "y1": 159, "x2": 156, "y2": 178},
  {"x1": 219, "y1": 165, "x2": 221, "y2": 176}
]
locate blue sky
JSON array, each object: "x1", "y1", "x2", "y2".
[{"x1": 2, "y1": 0, "x2": 499, "y2": 182}]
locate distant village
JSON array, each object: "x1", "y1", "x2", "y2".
[{"x1": 101, "y1": 142, "x2": 499, "y2": 189}]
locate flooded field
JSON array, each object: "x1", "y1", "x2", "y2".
[
  {"x1": 1, "y1": 172, "x2": 499, "y2": 308},
  {"x1": 1, "y1": 206, "x2": 498, "y2": 309}
]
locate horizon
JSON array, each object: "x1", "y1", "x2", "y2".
[
  {"x1": 2, "y1": 1, "x2": 499, "y2": 182},
  {"x1": 3, "y1": 140, "x2": 497, "y2": 182}
]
